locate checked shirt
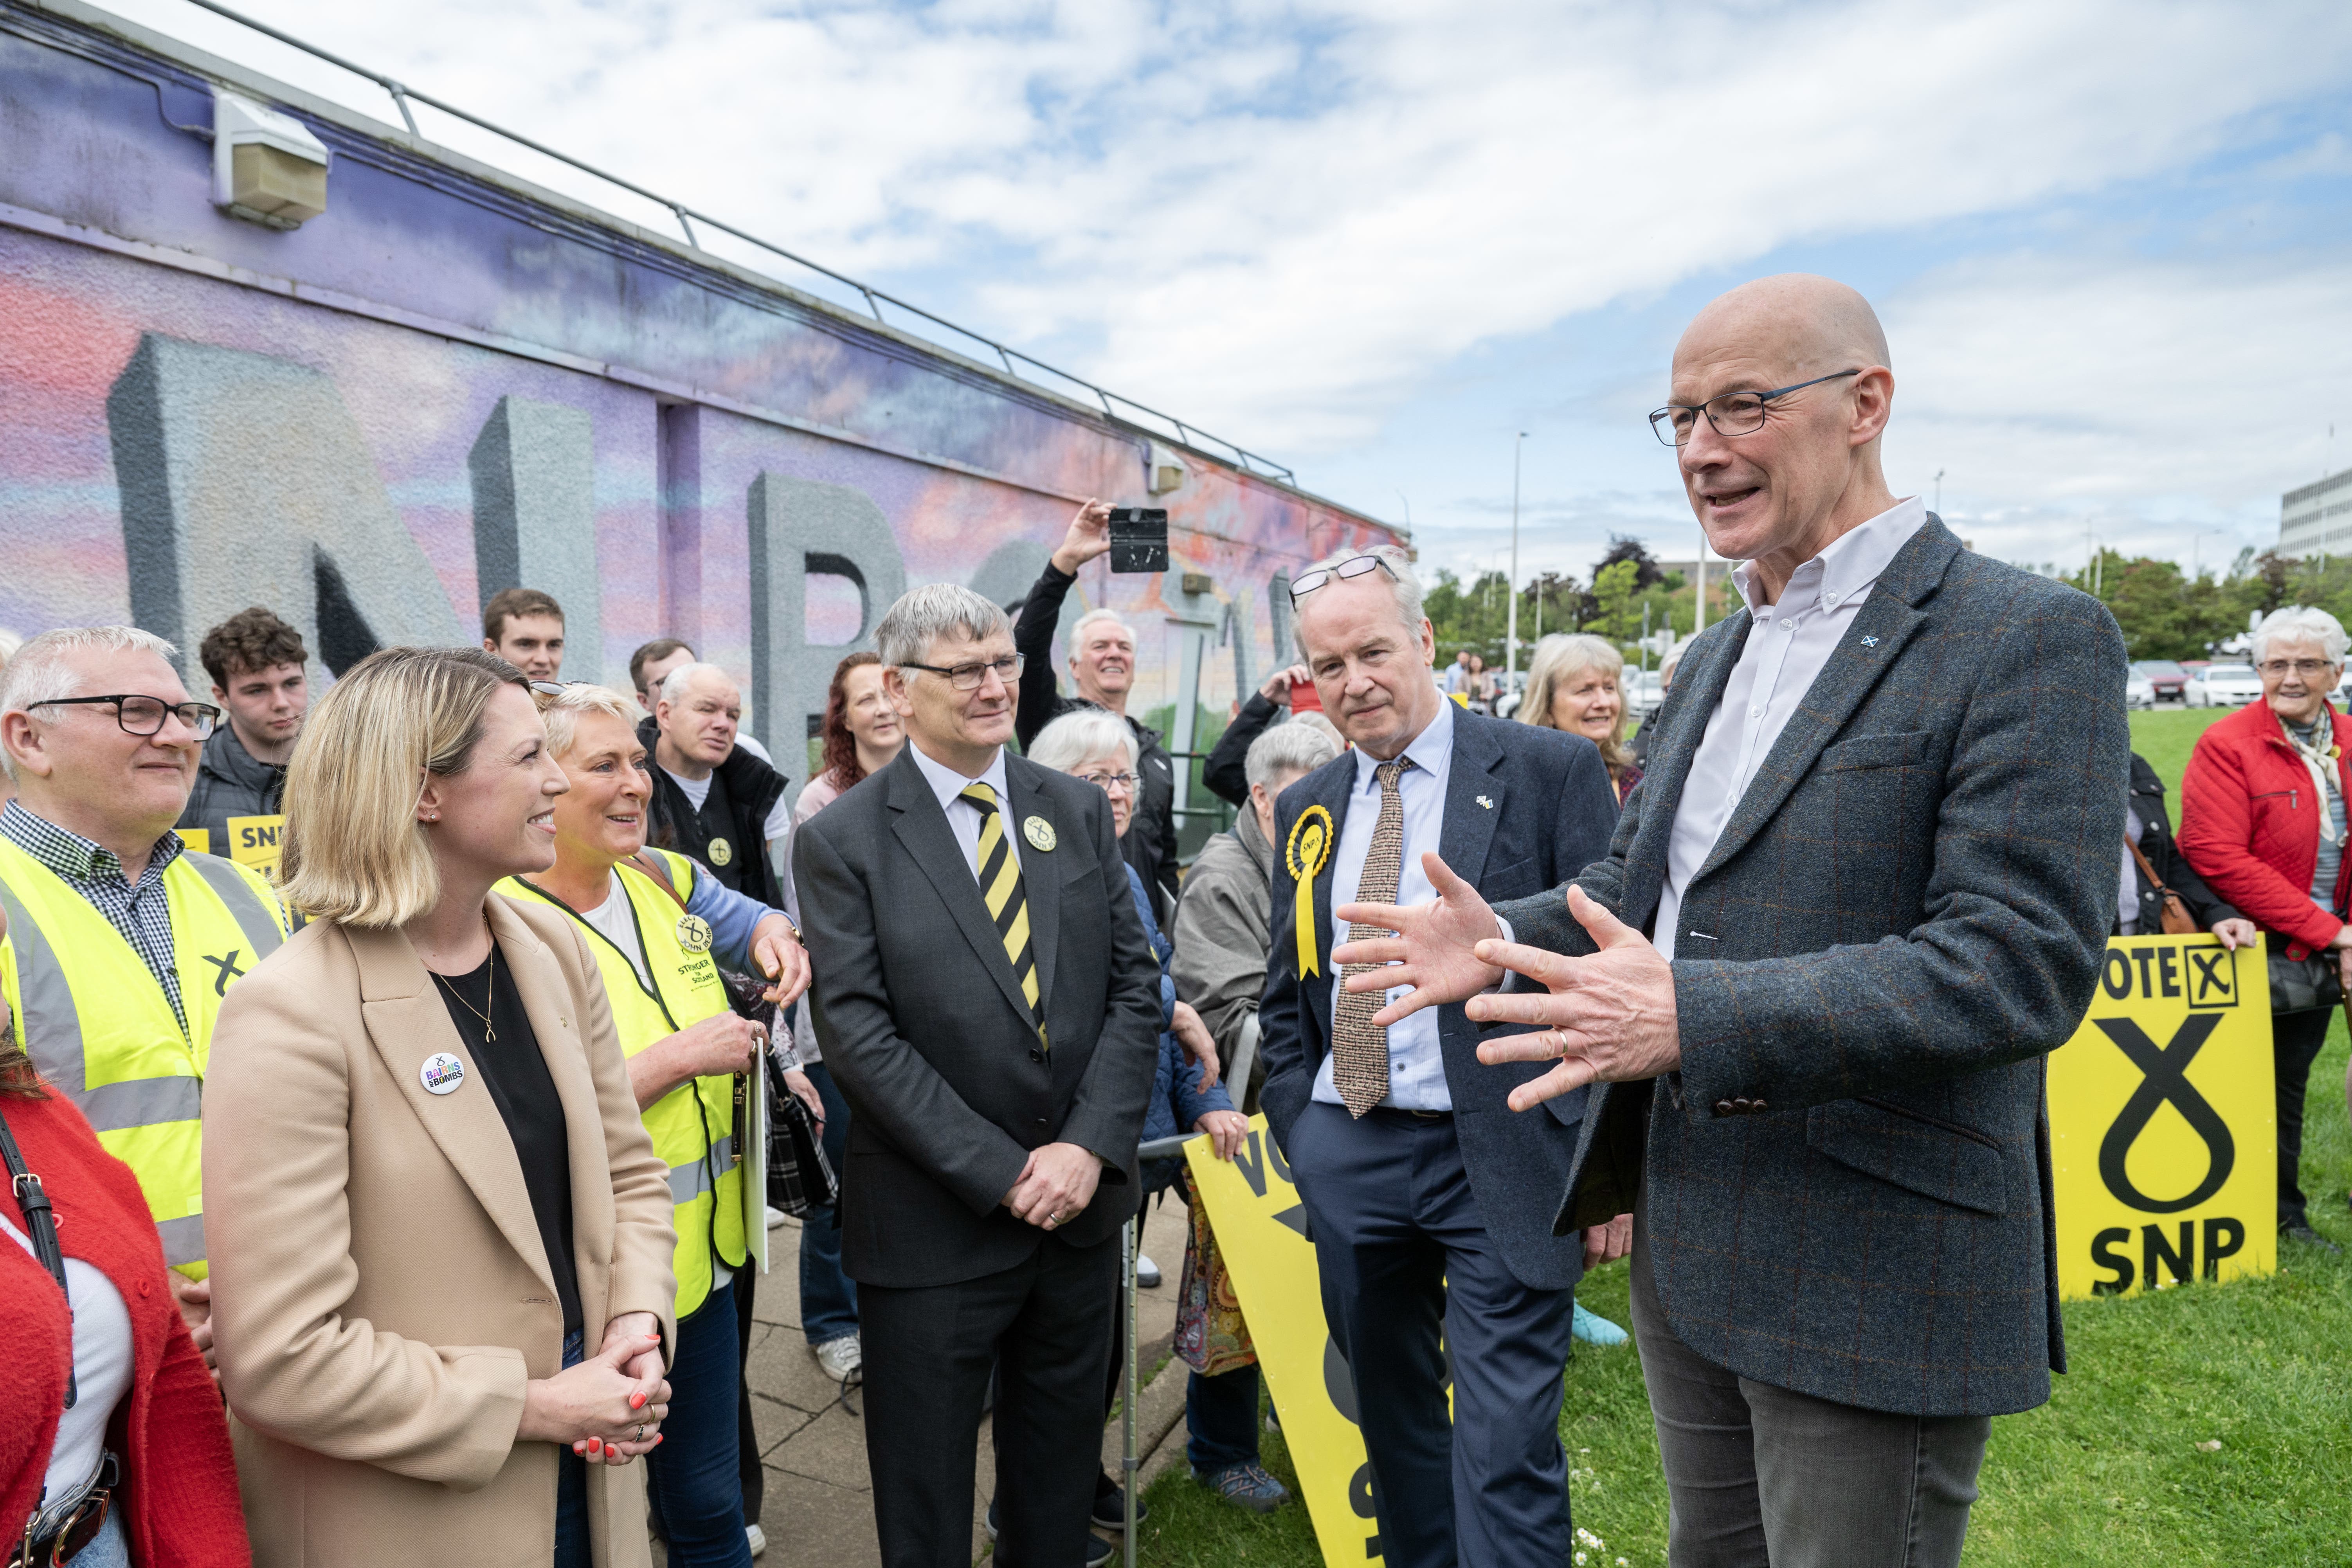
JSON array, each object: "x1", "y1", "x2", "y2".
[{"x1": 0, "y1": 799, "x2": 189, "y2": 1033}]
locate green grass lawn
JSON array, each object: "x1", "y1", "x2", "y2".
[{"x1": 1138, "y1": 704, "x2": 2352, "y2": 1567}]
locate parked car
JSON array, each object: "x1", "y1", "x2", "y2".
[
  {"x1": 1628, "y1": 668, "x2": 1666, "y2": 719},
  {"x1": 2185, "y1": 663, "x2": 2263, "y2": 708},
  {"x1": 2129, "y1": 659, "x2": 2188, "y2": 703},
  {"x1": 2126, "y1": 672, "x2": 2156, "y2": 711}
]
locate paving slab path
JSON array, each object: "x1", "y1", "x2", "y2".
[{"x1": 731, "y1": 1194, "x2": 1195, "y2": 1567}]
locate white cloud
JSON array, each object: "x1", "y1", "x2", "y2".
[{"x1": 100, "y1": 0, "x2": 2352, "y2": 456}]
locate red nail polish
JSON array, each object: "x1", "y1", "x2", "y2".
[{"x1": 630, "y1": 1392, "x2": 646, "y2": 1410}]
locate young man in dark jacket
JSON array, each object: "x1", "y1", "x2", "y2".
[
  {"x1": 1013, "y1": 500, "x2": 1181, "y2": 920},
  {"x1": 178, "y1": 607, "x2": 307, "y2": 846}
]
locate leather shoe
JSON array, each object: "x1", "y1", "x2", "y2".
[{"x1": 2281, "y1": 1223, "x2": 2341, "y2": 1253}]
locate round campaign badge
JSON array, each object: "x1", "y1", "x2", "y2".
[
  {"x1": 1023, "y1": 816, "x2": 1057, "y2": 852},
  {"x1": 676, "y1": 913, "x2": 714, "y2": 954},
  {"x1": 420, "y1": 1052, "x2": 466, "y2": 1096},
  {"x1": 707, "y1": 837, "x2": 734, "y2": 867}
]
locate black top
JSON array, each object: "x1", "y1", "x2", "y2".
[
  {"x1": 1011, "y1": 560, "x2": 1181, "y2": 921},
  {"x1": 634, "y1": 716, "x2": 789, "y2": 909},
  {"x1": 433, "y1": 944, "x2": 582, "y2": 1336}
]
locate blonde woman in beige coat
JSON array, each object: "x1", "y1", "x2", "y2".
[{"x1": 203, "y1": 648, "x2": 680, "y2": 1568}]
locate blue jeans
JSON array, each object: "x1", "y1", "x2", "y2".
[
  {"x1": 798, "y1": 1060, "x2": 860, "y2": 1347},
  {"x1": 1185, "y1": 1362, "x2": 1262, "y2": 1474},
  {"x1": 647, "y1": 1286, "x2": 753, "y2": 1567},
  {"x1": 555, "y1": 1330, "x2": 589, "y2": 1568}
]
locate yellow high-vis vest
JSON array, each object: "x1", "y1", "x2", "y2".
[
  {"x1": 501, "y1": 850, "x2": 747, "y2": 1318},
  {"x1": 0, "y1": 835, "x2": 287, "y2": 1278}
]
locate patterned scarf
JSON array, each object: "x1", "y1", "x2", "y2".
[{"x1": 2283, "y1": 712, "x2": 2343, "y2": 847}]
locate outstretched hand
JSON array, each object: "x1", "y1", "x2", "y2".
[
  {"x1": 1050, "y1": 499, "x2": 1114, "y2": 574},
  {"x1": 1332, "y1": 853, "x2": 1505, "y2": 1027},
  {"x1": 1470, "y1": 885, "x2": 1680, "y2": 1112}
]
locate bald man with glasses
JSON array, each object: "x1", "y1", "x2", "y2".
[{"x1": 1343, "y1": 275, "x2": 2129, "y2": 1567}]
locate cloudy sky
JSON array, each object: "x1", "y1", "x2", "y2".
[{"x1": 107, "y1": 0, "x2": 2352, "y2": 587}]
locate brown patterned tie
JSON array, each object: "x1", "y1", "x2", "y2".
[{"x1": 1332, "y1": 756, "x2": 1414, "y2": 1117}]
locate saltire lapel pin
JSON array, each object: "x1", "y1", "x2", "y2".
[{"x1": 1860, "y1": 635, "x2": 1880, "y2": 648}]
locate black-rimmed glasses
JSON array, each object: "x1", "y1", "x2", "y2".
[
  {"x1": 1649, "y1": 369, "x2": 1861, "y2": 446},
  {"x1": 32, "y1": 694, "x2": 220, "y2": 739},
  {"x1": 1289, "y1": 554, "x2": 1396, "y2": 604},
  {"x1": 903, "y1": 653, "x2": 1024, "y2": 691}
]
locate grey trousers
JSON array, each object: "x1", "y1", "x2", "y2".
[{"x1": 1628, "y1": 1218, "x2": 1990, "y2": 1568}]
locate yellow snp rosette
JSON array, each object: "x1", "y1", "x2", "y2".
[{"x1": 1285, "y1": 804, "x2": 1336, "y2": 976}]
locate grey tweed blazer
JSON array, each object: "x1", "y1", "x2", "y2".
[{"x1": 1501, "y1": 517, "x2": 2129, "y2": 1417}]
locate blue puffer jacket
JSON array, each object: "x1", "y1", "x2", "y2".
[{"x1": 1126, "y1": 863, "x2": 1234, "y2": 1191}]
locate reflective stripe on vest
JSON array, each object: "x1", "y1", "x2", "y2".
[
  {"x1": 499, "y1": 851, "x2": 747, "y2": 1317},
  {"x1": 0, "y1": 839, "x2": 287, "y2": 1277}
]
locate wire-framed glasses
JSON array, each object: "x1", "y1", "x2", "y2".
[
  {"x1": 1649, "y1": 369, "x2": 1861, "y2": 446},
  {"x1": 902, "y1": 654, "x2": 1024, "y2": 691},
  {"x1": 1074, "y1": 770, "x2": 1139, "y2": 795},
  {"x1": 32, "y1": 694, "x2": 220, "y2": 738},
  {"x1": 1290, "y1": 554, "x2": 1396, "y2": 603}
]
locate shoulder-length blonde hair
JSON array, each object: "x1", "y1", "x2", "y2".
[
  {"x1": 1520, "y1": 633, "x2": 1632, "y2": 778},
  {"x1": 279, "y1": 648, "x2": 528, "y2": 927}
]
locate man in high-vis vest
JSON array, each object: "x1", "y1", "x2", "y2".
[
  {"x1": 0, "y1": 626, "x2": 289, "y2": 1373},
  {"x1": 501, "y1": 682, "x2": 812, "y2": 1567}
]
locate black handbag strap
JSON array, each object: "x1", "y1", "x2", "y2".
[{"x1": 0, "y1": 1106, "x2": 76, "y2": 1408}]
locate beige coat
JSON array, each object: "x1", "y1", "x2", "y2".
[{"x1": 204, "y1": 896, "x2": 678, "y2": 1568}]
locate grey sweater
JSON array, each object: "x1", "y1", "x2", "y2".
[{"x1": 1169, "y1": 810, "x2": 1275, "y2": 1099}]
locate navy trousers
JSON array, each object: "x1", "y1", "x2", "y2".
[
  {"x1": 1287, "y1": 1103, "x2": 1576, "y2": 1568},
  {"x1": 649, "y1": 1286, "x2": 753, "y2": 1567}
]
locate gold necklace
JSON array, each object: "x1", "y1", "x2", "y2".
[{"x1": 431, "y1": 933, "x2": 498, "y2": 1043}]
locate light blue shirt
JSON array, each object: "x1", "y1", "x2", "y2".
[
  {"x1": 1313, "y1": 695, "x2": 1456, "y2": 1111},
  {"x1": 906, "y1": 741, "x2": 1021, "y2": 880}
]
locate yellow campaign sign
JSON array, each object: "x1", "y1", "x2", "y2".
[
  {"x1": 2050, "y1": 934, "x2": 2276, "y2": 1300},
  {"x1": 177, "y1": 828, "x2": 210, "y2": 855},
  {"x1": 1189, "y1": 1114, "x2": 1401, "y2": 1568},
  {"x1": 225, "y1": 814, "x2": 286, "y2": 880}
]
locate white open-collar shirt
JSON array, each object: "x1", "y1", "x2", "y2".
[{"x1": 1653, "y1": 495, "x2": 1928, "y2": 961}]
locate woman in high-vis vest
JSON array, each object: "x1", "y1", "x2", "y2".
[
  {"x1": 203, "y1": 648, "x2": 688, "y2": 1568},
  {"x1": 499, "y1": 682, "x2": 815, "y2": 1568}
]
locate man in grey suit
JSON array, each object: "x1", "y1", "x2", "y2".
[
  {"x1": 795, "y1": 583, "x2": 1162, "y2": 1568},
  {"x1": 1337, "y1": 275, "x2": 2129, "y2": 1566},
  {"x1": 1259, "y1": 547, "x2": 1622, "y2": 1568}
]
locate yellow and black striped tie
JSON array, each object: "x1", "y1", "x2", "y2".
[{"x1": 961, "y1": 782, "x2": 1044, "y2": 1045}]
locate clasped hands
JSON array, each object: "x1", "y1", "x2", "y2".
[
  {"x1": 1002, "y1": 1141, "x2": 1104, "y2": 1231},
  {"x1": 519, "y1": 1312, "x2": 671, "y2": 1465},
  {"x1": 1334, "y1": 853, "x2": 1673, "y2": 1267}
]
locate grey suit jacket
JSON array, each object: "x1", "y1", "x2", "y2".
[
  {"x1": 1504, "y1": 518, "x2": 2128, "y2": 1417},
  {"x1": 1259, "y1": 708, "x2": 1621, "y2": 1289},
  {"x1": 794, "y1": 746, "x2": 1163, "y2": 1289}
]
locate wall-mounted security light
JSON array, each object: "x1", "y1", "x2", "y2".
[
  {"x1": 1146, "y1": 441, "x2": 1187, "y2": 497},
  {"x1": 212, "y1": 91, "x2": 329, "y2": 229}
]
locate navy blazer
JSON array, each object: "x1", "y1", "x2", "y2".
[{"x1": 1258, "y1": 705, "x2": 1621, "y2": 1289}]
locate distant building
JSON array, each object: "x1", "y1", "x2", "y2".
[{"x1": 2279, "y1": 468, "x2": 2352, "y2": 559}]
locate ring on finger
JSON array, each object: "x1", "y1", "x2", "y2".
[{"x1": 634, "y1": 1423, "x2": 646, "y2": 1444}]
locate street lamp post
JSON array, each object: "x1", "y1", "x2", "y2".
[{"x1": 1507, "y1": 431, "x2": 1526, "y2": 689}]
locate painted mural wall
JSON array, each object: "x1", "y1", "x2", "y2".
[{"x1": 0, "y1": 0, "x2": 1399, "y2": 789}]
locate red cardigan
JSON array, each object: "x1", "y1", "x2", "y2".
[
  {"x1": 0, "y1": 1087, "x2": 250, "y2": 1566},
  {"x1": 2177, "y1": 698, "x2": 2352, "y2": 955}
]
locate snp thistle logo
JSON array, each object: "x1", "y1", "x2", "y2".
[{"x1": 676, "y1": 914, "x2": 714, "y2": 954}]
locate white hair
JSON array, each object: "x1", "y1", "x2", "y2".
[
  {"x1": 1027, "y1": 709, "x2": 1137, "y2": 776},
  {"x1": 2251, "y1": 605, "x2": 2348, "y2": 667},
  {"x1": 1292, "y1": 545, "x2": 1425, "y2": 656},
  {"x1": 875, "y1": 583, "x2": 1011, "y2": 672},
  {"x1": 657, "y1": 661, "x2": 739, "y2": 708},
  {"x1": 1244, "y1": 717, "x2": 1340, "y2": 790},
  {"x1": 0, "y1": 626, "x2": 183, "y2": 782},
  {"x1": 1068, "y1": 607, "x2": 1134, "y2": 649},
  {"x1": 536, "y1": 683, "x2": 646, "y2": 759}
]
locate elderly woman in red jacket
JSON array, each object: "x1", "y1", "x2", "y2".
[
  {"x1": 2179, "y1": 604, "x2": 2352, "y2": 1253},
  {"x1": 1, "y1": 910, "x2": 249, "y2": 1567}
]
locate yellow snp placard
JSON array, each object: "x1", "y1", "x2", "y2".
[
  {"x1": 177, "y1": 828, "x2": 211, "y2": 855},
  {"x1": 1187, "y1": 1115, "x2": 1417, "y2": 1568},
  {"x1": 224, "y1": 814, "x2": 286, "y2": 880},
  {"x1": 2050, "y1": 934, "x2": 2276, "y2": 1300}
]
